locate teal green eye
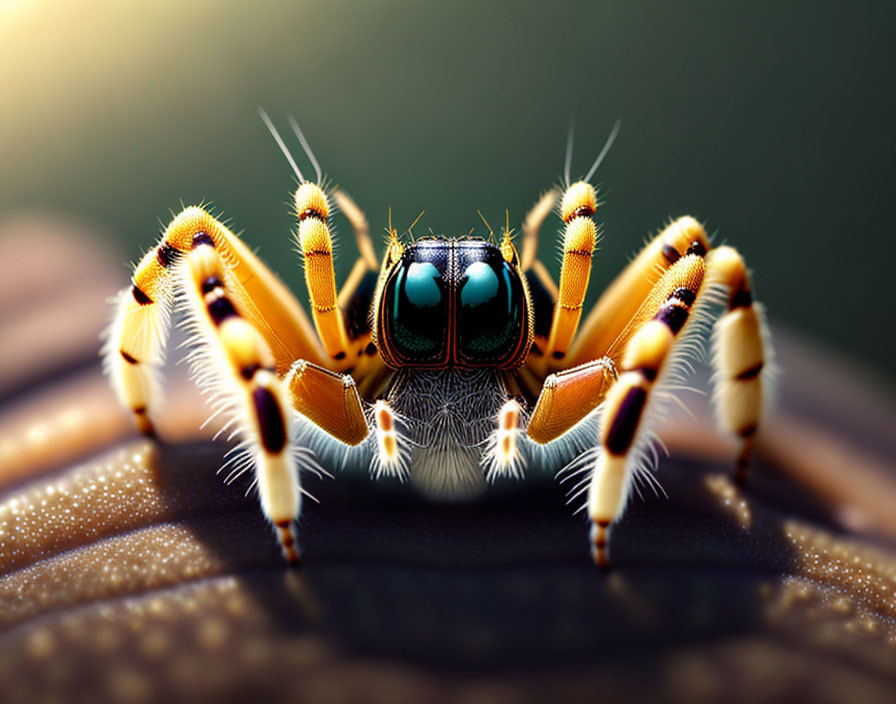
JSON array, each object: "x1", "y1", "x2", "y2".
[
  {"x1": 377, "y1": 240, "x2": 530, "y2": 369},
  {"x1": 457, "y1": 255, "x2": 525, "y2": 364},
  {"x1": 404, "y1": 262, "x2": 442, "y2": 307},
  {"x1": 386, "y1": 258, "x2": 448, "y2": 362},
  {"x1": 459, "y1": 261, "x2": 499, "y2": 308}
]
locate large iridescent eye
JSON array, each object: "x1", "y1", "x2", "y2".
[
  {"x1": 456, "y1": 247, "x2": 527, "y2": 365},
  {"x1": 384, "y1": 256, "x2": 449, "y2": 363}
]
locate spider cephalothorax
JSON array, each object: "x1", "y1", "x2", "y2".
[{"x1": 104, "y1": 113, "x2": 773, "y2": 568}]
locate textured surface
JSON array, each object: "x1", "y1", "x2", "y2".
[{"x1": 1, "y1": 220, "x2": 896, "y2": 703}]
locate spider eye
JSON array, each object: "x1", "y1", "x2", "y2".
[
  {"x1": 456, "y1": 250, "x2": 526, "y2": 365},
  {"x1": 377, "y1": 240, "x2": 530, "y2": 368},
  {"x1": 404, "y1": 262, "x2": 442, "y2": 308},
  {"x1": 386, "y1": 258, "x2": 448, "y2": 362}
]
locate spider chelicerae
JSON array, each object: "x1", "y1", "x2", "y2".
[{"x1": 104, "y1": 113, "x2": 773, "y2": 568}]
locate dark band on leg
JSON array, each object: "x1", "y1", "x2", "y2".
[
  {"x1": 736, "y1": 362, "x2": 764, "y2": 380},
  {"x1": 669, "y1": 287, "x2": 696, "y2": 306},
  {"x1": 686, "y1": 241, "x2": 707, "y2": 257},
  {"x1": 605, "y1": 386, "x2": 647, "y2": 455},
  {"x1": 730, "y1": 287, "x2": 753, "y2": 309},
  {"x1": 661, "y1": 243, "x2": 681, "y2": 264},
  {"x1": 192, "y1": 231, "x2": 214, "y2": 248},
  {"x1": 253, "y1": 387, "x2": 287, "y2": 453},
  {"x1": 207, "y1": 296, "x2": 238, "y2": 326},
  {"x1": 201, "y1": 276, "x2": 223, "y2": 295},
  {"x1": 653, "y1": 303, "x2": 688, "y2": 335},
  {"x1": 120, "y1": 350, "x2": 138, "y2": 365},
  {"x1": 131, "y1": 285, "x2": 153, "y2": 306},
  {"x1": 157, "y1": 242, "x2": 178, "y2": 268}
]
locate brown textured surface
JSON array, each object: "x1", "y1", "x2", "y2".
[{"x1": 1, "y1": 218, "x2": 896, "y2": 703}]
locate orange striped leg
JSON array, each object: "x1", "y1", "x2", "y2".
[
  {"x1": 296, "y1": 183, "x2": 352, "y2": 367},
  {"x1": 104, "y1": 206, "x2": 327, "y2": 434},
  {"x1": 185, "y1": 238, "x2": 306, "y2": 565},
  {"x1": 705, "y1": 247, "x2": 773, "y2": 483},
  {"x1": 371, "y1": 399, "x2": 411, "y2": 480},
  {"x1": 587, "y1": 254, "x2": 707, "y2": 569},
  {"x1": 103, "y1": 236, "x2": 182, "y2": 435},
  {"x1": 482, "y1": 399, "x2": 526, "y2": 481},
  {"x1": 528, "y1": 232, "x2": 713, "y2": 444},
  {"x1": 568, "y1": 215, "x2": 710, "y2": 367},
  {"x1": 542, "y1": 182, "x2": 600, "y2": 366}
]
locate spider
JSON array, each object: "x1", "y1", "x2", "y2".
[{"x1": 103, "y1": 112, "x2": 773, "y2": 569}]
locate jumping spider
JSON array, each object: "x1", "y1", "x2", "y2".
[{"x1": 104, "y1": 113, "x2": 772, "y2": 568}]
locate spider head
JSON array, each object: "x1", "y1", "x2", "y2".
[{"x1": 374, "y1": 238, "x2": 533, "y2": 369}]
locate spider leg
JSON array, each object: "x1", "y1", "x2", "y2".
[
  {"x1": 586, "y1": 253, "x2": 708, "y2": 569},
  {"x1": 296, "y1": 182, "x2": 356, "y2": 367},
  {"x1": 541, "y1": 181, "x2": 601, "y2": 365},
  {"x1": 331, "y1": 189, "x2": 389, "y2": 394},
  {"x1": 705, "y1": 246, "x2": 773, "y2": 483},
  {"x1": 519, "y1": 189, "x2": 559, "y2": 271},
  {"x1": 184, "y1": 238, "x2": 307, "y2": 564},
  {"x1": 524, "y1": 218, "x2": 707, "y2": 444},
  {"x1": 526, "y1": 357, "x2": 617, "y2": 444},
  {"x1": 528, "y1": 217, "x2": 770, "y2": 466},
  {"x1": 283, "y1": 360, "x2": 368, "y2": 446},
  {"x1": 104, "y1": 206, "x2": 325, "y2": 435},
  {"x1": 580, "y1": 245, "x2": 770, "y2": 568},
  {"x1": 517, "y1": 190, "x2": 560, "y2": 377},
  {"x1": 567, "y1": 216, "x2": 711, "y2": 367}
]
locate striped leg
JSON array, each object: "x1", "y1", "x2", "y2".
[
  {"x1": 296, "y1": 182, "x2": 353, "y2": 366},
  {"x1": 584, "y1": 245, "x2": 772, "y2": 568},
  {"x1": 525, "y1": 218, "x2": 710, "y2": 445},
  {"x1": 588, "y1": 253, "x2": 708, "y2": 568},
  {"x1": 185, "y1": 239, "x2": 305, "y2": 564},
  {"x1": 567, "y1": 215, "x2": 711, "y2": 367},
  {"x1": 705, "y1": 246, "x2": 773, "y2": 483},
  {"x1": 103, "y1": 238, "x2": 180, "y2": 436},
  {"x1": 542, "y1": 182, "x2": 600, "y2": 365},
  {"x1": 104, "y1": 206, "x2": 327, "y2": 435}
]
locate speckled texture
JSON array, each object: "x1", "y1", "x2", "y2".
[{"x1": 2, "y1": 220, "x2": 896, "y2": 703}]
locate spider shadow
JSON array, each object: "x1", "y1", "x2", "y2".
[{"x1": 148, "y1": 439, "x2": 808, "y2": 672}]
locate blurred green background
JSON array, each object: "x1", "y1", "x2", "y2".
[{"x1": 1, "y1": 0, "x2": 893, "y2": 383}]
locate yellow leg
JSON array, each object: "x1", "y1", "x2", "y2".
[
  {"x1": 527, "y1": 240, "x2": 709, "y2": 445},
  {"x1": 102, "y1": 241, "x2": 177, "y2": 436},
  {"x1": 285, "y1": 361, "x2": 369, "y2": 446},
  {"x1": 587, "y1": 254, "x2": 707, "y2": 568},
  {"x1": 185, "y1": 240, "x2": 307, "y2": 565},
  {"x1": 296, "y1": 183, "x2": 352, "y2": 366},
  {"x1": 705, "y1": 246, "x2": 773, "y2": 483},
  {"x1": 517, "y1": 191, "x2": 561, "y2": 369},
  {"x1": 519, "y1": 189, "x2": 559, "y2": 272},
  {"x1": 543, "y1": 182, "x2": 600, "y2": 365},
  {"x1": 332, "y1": 188, "x2": 378, "y2": 270},
  {"x1": 568, "y1": 215, "x2": 710, "y2": 367},
  {"x1": 104, "y1": 206, "x2": 326, "y2": 435},
  {"x1": 331, "y1": 188, "x2": 387, "y2": 384}
]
